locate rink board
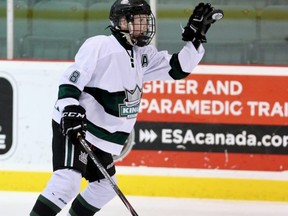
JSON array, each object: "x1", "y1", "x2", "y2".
[
  {"x1": 0, "y1": 61, "x2": 288, "y2": 201},
  {"x1": 1, "y1": 170, "x2": 288, "y2": 202}
]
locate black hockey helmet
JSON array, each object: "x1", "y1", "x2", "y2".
[{"x1": 109, "y1": 0, "x2": 156, "y2": 47}]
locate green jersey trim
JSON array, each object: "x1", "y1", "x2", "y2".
[
  {"x1": 168, "y1": 53, "x2": 190, "y2": 80},
  {"x1": 58, "y1": 84, "x2": 81, "y2": 100},
  {"x1": 84, "y1": 87, "x2": 128, "y2": 117},
  {"x1": 87, "y1": 120, "x2": 129, "y2": 145}
]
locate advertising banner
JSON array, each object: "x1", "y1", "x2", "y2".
[
  {"x1": 1, "y1": 61, "x2": 287, "y2": 173},
  {"x1": 0, "y1": 73, "x2": 17, "y2": 159},
  {"x1": 117, "y1": 72, "x2": 288, "y2": 171}
]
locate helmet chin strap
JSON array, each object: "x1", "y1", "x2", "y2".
[
  {"x1": 127, "y1": 21, "x2": 138, "y2": 46},
  {"x1": 120, "y1": 21, "x2": 138, "y2": 46},
  {"x1": 121, "y1": 31, "x2": 135, "y2": 46}
]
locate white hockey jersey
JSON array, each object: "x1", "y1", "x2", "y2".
[{"x1": 52, "y1": 34, "x2": 204, "y2": 155}]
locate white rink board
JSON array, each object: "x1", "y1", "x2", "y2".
[{"x1": 0, "y1": 60, "x2": 288, "y2": 180}]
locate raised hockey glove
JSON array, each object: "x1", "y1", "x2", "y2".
[
  {"x1": 182, "y1": 3, "x2": 223, "y2": 48},
  {"x1": 61, "y1": 105, "x2": 87, "y2": 145}
]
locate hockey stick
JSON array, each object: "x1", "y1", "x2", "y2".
[{"x1": 78, "y1": 135, "x2": 139, "y2": 216}]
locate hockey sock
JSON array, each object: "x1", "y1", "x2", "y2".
[
  {"x1": 68, "y1": 194, "x2": 100, "y2": 216},
  {"x1": 30, "y1": 194, "x2": 61, "y2": 216}
]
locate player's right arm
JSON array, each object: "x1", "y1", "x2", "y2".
[{"x1": 54, "y1": 38, "x2": 100, "y2": 117}]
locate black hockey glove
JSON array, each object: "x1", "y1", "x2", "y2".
[
  {"x1": 182, "y1": 3, "x2": 223, "y2": 48},
  {"x1": 61, "y1": 105, "x2": 87, "y2": 145}
]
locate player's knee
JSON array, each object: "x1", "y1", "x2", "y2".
[
  {"x1": 81, "y1": 175, "x2": 117, "y2": 209},
  {"x1": 43, "y1": 169, "x2": 82, "y2": 207},
  {"x1": 54, "y1": 169, "x2": 82, "y2": 199}
]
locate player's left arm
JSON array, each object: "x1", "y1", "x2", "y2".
[
  {"x1": 143, "y1": 3, "x2": 223, "y2": 82},
  {"x1": 142, "y1": 43, "x2": 203, "y2": 82},
  {"x1": 182, "y1": 3, "x2": 224, "y2": 49},
  {"x1": 169, "y1": 3, "x2": 224, "y2": 80}
]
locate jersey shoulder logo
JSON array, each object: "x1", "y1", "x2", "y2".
[{"x1": 119, "y1": 85, "x2": 142, "y2": 119}]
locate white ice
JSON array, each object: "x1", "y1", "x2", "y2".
[{"x1": 1, "y1": 191, "x2": 288, "y2": 216}]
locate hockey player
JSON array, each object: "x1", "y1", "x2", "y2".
[{"x1": 30, "y1": 0, "x2": 222, "y2": 215}]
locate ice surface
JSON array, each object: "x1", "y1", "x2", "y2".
[{"x1": 0, "y1": 191, "x2": 288, "y2": 216}]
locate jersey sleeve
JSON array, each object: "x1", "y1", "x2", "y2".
[
  {"x1": 143, "y1": 41, "x2": 204, "y2": 82},
  {"x1": 54, "y1": 37, "x2": 100, "y2": 116}
]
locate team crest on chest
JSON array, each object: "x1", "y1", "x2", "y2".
[{"x1": 119, "y1": 85, "x2": 142, "y2": 119}]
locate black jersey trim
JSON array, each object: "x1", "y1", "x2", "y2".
[
  {"x1": 58, "y1": 84, "x2": 81, "y2": 100},
  {"x1": 87, "y1": 120, "x2": 129, "y2": 145},
  {"x1": 38, "y1": 194, "x2": 61, "y2": 213},
  {"x1": 69, "y1": 194, "x2": 100, "y2": 215},
  {"x1": 168, "y1": 53, "x2": 190, "y2": 80},
  {"x1": 84, "y1": 87, "x2": 125, "y2": 117}
]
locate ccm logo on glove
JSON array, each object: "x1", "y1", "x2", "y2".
[
  {"x1": 63, "y1": 111, "x2": 86, "y2": 119},
  {"x1": 61, "y1": 105, "x2": 87, "y2": 145}
]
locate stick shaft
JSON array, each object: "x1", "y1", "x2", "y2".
[{"x1": 78, "y1": 136, "x2": 139, "y2": 216}]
